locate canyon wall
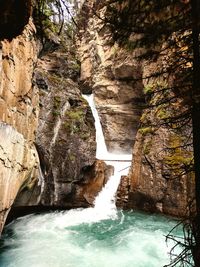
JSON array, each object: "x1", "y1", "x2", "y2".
[
  {"x1": 78, "y1": 1, "x2": 144, "y2": 154},
  {"x1": 0, "y1": 1, "x2": 111, "y2": 233},
  {"x1": 0, "y1": 16, "x2": 39, "y2": 233},
  {"x1": 78, "y1": 0, "x2": 195, "y2": 217},
  {"x1": 15, "y1": 45, "x2": 112, "y2": 208},
  {"x1": 0, "y1": 0, "x2": 195, "y2": 233},
  {"x1": 118, "y1": 58, "x2": 195, "y2": 217}
]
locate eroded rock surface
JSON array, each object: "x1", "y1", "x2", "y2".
[
  {"x1": 78, "y1": 1, "x2": 144, "y2": 154},
  {"x1": 14, "y1": 46, "x2": 110, "y2": 208},
  {"x1": 117, "y1": 57, "x2": 195, "y2": 217},
  {"x1": 0, "y1": 20, "x2": 39, "y2": 233},
  {"x1": 0, "y1": 124, "x2": 38, "y2": 231}
]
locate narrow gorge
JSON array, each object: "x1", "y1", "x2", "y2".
[{"x1": 0, "y1": 0, "x2": 198, "y2": 266}]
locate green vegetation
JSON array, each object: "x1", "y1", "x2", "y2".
[
  {"x1": 52, "y1": 95, "x2": 61, "y2": 116},
  {"x1": 67, "y1": 109, "x2": 84, "y2": 121},
  {"x1": 143, "y1": 84, "x2": 154, "y2": 95},
  {"x1": 69, "y1": 154, "x2": 76, "y2": 162},
  {"x1": 156, "y1": 106, "x2": 169, "y2": 120},
  {"x1": 139, "y1": 127, "x2": 154, "y2": 135},
  {"x1": 64, "y1": 107, "x2": 86, "y2": 135},
  {"x1": 53, "y1": 96, "x2": 61, "y2": 109},
  {"x1": 143, "y1": 140, "x2": 152, "y2": 155},
  {"x1": 48, "y1": 74, "x2": 62, "y2": 85},
  {"x1": 163, "y1": 134, "x2": 193, "y2": 171},
  {"x1": 52, "y1": 110, "x2": 61, "y2": 117},
  {"x1": 140, "y1": 112, "x2": 148, "y2": 123},
  {"x1": 33, "y1": 0, "x2": 79, "y2": 47},
  {"x1": 80, "y1": 132, "x2": 90, "y2": 140},
  {"x1": 164, "y1": 155, "x2": 193, "y2": 167}
]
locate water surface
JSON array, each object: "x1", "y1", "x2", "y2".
[
  {"x1": 0, "y1": 210, "x2": 181, "y2": 267},
  {"x1": 0, "y1": 94, "x2": 183, "y2": 267}
]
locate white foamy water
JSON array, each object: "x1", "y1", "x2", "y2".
[
  {"x1": 82, "y1": 94, "x2": 108, "y2": 158},
  {"x1": 0, "y1": 211, "x2": 183, "y2": 267},
  {"x1": 82, "y1": 94, "x2": 132, "y2": 218},
  {"x1": 82, "y1": 94, "x2": 132, "y2": 161},
  {"x1": 0, "y1": 95, "x2": 185, "y2": 267},
  {"x1": 94, "y1": 161, "x2": 128, "y2": 218}
]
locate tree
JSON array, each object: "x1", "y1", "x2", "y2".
[
  {"x1": 104, "y1": 0, "x2": 200, "y2": 265},
  {"x1": 33, "y1": 0, "x2": 81, "y2": 47},
  {"x1": 191, "y1": 0, "x2": 200, "y2": 265}
]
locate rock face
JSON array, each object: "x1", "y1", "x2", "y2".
[
  {"x1": 77, "y1": 0, "x2": 194, "y2": 217},
  {"x1": 15, "y1": 45, "x2": 112, "y2": 209},
  {"x1": 117, "y1": 129, "x2": 195, "y2": 217},
  {"x1": 79, "y1": 0, "x2": 195, "y2": 218},
  {"x1": 78, "y1": 1, "x2": 144, "y2": 154},
  {"x1": 117, "y1": 57, "x2": 195, "y2": 217},
  {"x1": 0, "y1": 19, "x2": 39, "y2": 233},
  {"x1": 73, "y1": 160, "x2": 113, "y2": 206},
  {"x1": 0, "y1": 1, "x2": 116, "y2": 233},
  {"x1": 35, "y1": 53, "x2": 95, "y2": 207}
]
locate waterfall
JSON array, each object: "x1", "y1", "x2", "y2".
[
  {"x1": 82, "y1": 94, "x2": 107, "y2": 159},
  {"x1": 82, "y1": 94, "x2": 132, "y2": 161},
  {"x1": 82, "y1": 94, "x2": 132, "y2": 219},
  {"x1": 50, "y1": 94, "x2": 132, "y2": 228}
]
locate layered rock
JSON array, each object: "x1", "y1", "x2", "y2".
[
  {"x1": 79, "y1": 0, "x2": 195, "y2": 217},
  {"x1": 117, "y1": 58, "x2": 195, "y2": 217},
  {"x1": 0, "y1": 2, "x2": 116, "y2": 232},
  {"x1": 15, "y1": 45, "x2": 112, "y2": 209},
  {"x1": 0, "y1": 124, "x2": 39, "y2": 230},
  {"x1": 78, "y1": 1, "x2": 144, "y2": 154},
  {"x1": 0, "y1": 19, "x2": 39, "y2": 233}
]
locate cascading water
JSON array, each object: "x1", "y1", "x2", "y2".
[
  {"x1": 82, "y1": 94, "x2": 132, "y2": 219},
  {"x1": 54, "y1": 94, "x2": 132, "y2": 226},
  {"x1": 0, "y1": 94, "x2": 183, "y2": 267},
  {"x1": 82, "y1": 94, "x2": 132, "y2": 161},
  {"x1": 82, "y1": 94, "x2": 108, "y2": 159}
]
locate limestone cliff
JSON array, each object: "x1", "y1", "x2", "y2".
[
  {"x1": 78, "y1": 0, "x2": 195, "y2": 217},
  {"x1": 14, "y1": 41, "x2": 113, "y2": 210},
  {"x1": 0, "y1": 1, "x2": 111, "y2": 233},
  {"x1": 120, "y1": 58, "x2": 195, "y2": 217},
  {"x1": 78, "y1": 0, "x2": 144, "y2": 154},
  {"x1": 0, "y1": 18, "x2": 39, "y2": 233}
]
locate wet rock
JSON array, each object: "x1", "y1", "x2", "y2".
[
  {"x1": 29, "y1": 48, "x2": 96, "y2": 208},
  {"x1": 70, "y1": 160, "x2": 113, "y2": 206},
  {"x1": 119, "y1": 57, "x2": 195, "y2": 217}
]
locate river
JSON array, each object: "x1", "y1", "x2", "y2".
[{"x1": 0, "y1": 94, "x2": 182, "y2": 267}]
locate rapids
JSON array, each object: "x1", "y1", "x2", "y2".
[{"x1": 0, "y1": 210, "x2": 181, "y2": 267}]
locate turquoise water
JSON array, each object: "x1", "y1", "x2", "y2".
[{"x1": 0, "y1": 210, "x2": 182, "y2": 267}]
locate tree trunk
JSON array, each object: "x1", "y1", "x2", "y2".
[{"x1": 191, "y1": 0, "x2": 200, "y2": 265}]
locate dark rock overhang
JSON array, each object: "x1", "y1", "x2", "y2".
[{"x1": 0, "y1": 0, "x2": 32, "y2": 40}]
